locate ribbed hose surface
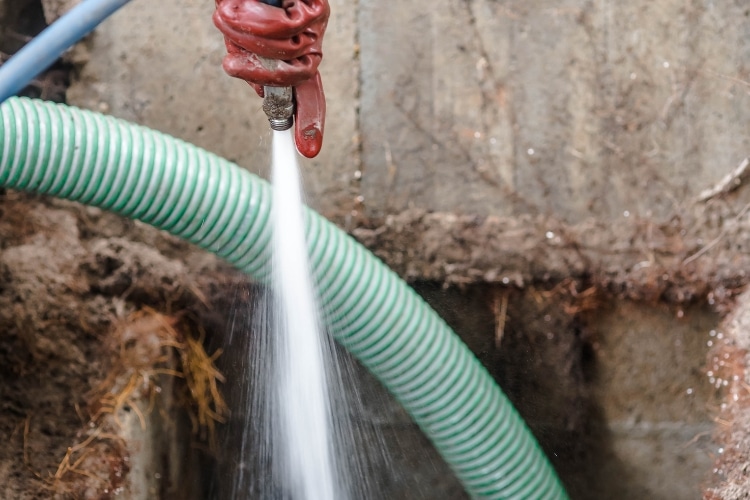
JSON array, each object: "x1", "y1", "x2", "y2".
[{"x1": 0, "y1": 97, "x2": 568, "y2": 500}]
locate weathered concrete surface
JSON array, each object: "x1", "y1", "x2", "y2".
[
  {"x1": 359, "y1": 0, "x2": 750, "y2": 222},
  {"x1": 65, "y1": 0, "x2": 750, "y2": 289},
  {"x1": 582, "y1": 301, "x2": 717, "y2": 499},
  {"x1": 467, "y1": 285, "x2": 719, "y2": 500},
  {"x1": 63, "y1": 0, "x2": 750, "y2": 298}
]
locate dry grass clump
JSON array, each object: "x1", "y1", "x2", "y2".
[
  {"x1": 91, "y1": 307, "x2": 228, "y2": 443},
  {"x1": 47, "y1": 307, "x2": 228, "y2": 494}
]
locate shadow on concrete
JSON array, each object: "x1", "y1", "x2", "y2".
[{"x1": 204, "y1": 281, "x2": 716, "y2": 499}]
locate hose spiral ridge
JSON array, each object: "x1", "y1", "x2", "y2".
[{"x1": 0, "y1": 97, "x2": 567, "y2": 500}]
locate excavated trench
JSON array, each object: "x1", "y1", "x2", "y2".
[{"x1": 0, "y1": 194, "x2": 725, "y2": 499}]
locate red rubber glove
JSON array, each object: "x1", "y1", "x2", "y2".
[{"x1": 213, "y1": 0, "x2": 330, "y2": 158}]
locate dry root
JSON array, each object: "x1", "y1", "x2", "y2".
[{"x1": 48, "y1": 307, "x2": 228, "y2": 494}]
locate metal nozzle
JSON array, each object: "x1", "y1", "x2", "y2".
[{"x1": 262, "y1": 86, "x2": 294, "y2": 131}]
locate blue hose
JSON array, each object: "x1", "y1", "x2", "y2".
[{"x1": 0, "y1": 0, "x2": 133, "y2": 103}]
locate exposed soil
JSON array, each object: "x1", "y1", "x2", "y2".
[
  {"x1": 350, "y1": 194, "x2": 750, "y2": 306},
  {"x1": 703, "y1": 290, "x2": 750, "y2": 499},
  {"x1": 0, "y1": 192, "x2": 243, "y2": 499},
  {"x1": 0, "y1": 3, "x2": 248, "y2": 495}
]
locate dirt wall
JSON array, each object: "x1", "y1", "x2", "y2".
[{"x1": 0, "y1": 192, "x2": 240, "y2": 498}]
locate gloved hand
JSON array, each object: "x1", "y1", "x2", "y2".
[{"x1": 213, "y1": 0, "x2": 330, "y2": 158}]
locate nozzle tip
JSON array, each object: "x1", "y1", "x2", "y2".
[
  {"x1": 263, "y1": 86, "x2": 294, "y2": 132},
  {"x1": 268, "y1": 117, "x2": 294, "y2": 131}
]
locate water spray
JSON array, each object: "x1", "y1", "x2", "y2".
[
  {"x1": 0, "y1": 0, "x2": 570, "y2": 494},
  {"x1": 259, "y1": 0, "x2": 294, "y2": 131}
]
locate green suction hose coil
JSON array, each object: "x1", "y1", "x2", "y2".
[{"x1": 0, "y1": 97, "x2": 568, "y2": 500}]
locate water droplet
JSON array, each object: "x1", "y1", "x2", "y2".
[
  {"x1": 353, "y1": 170, "x2": 362, "y2": 180},
  {"x1": 717, "y1": 332, "x2": 724, "y2": 340},
  {"x1": 709, "y1": 330, "x2": 717, "y2": 337},
  {"x1": 663, "y1": 61, "x2": 670, "y2": 68},
  {"x1": 708, "y1": 340, "x2": 714, "y2": 347},
  {"x1": 630, "y1": 72, "x2": 637, "y2": 80},
  {"x1": 719, "y1": 447, "x2": 724, "y2": 454},
  {"x1": 527, "y1": 148, "x2": 535, "y2": 156},
  {"x1": 677, "y1": 309, "x2": 684, "y2": 318},
  {"x1": 686, "y1": 388, "x2": 694, "y2": 395},
  {"x1": 502, "y1": 277, "x2": 510, "y2": 284},
  {"x1": 708, "y1": 371, "x2": 714, "y2": 377},
  {"x1": 474, "y1": 131, "x2": 482, "y2": 139},
  {"x1": 623, "y1": 210, "x2": 630, "y2": 217},
  {"x1": 490, "y1": 137, "x2": 497, "y2": 145},
  {"x1": 355, "y1": 195, "x2": 365, "y2": 204},
  {"x1": 545, "y1": 231, "x2": 555, "y2": 239},
  {"x1": 155, "y1": 473, "x2": 162, "y2": 479},
  {"x1": 544, "y1": 315, "x2": 552, "y2": 322}
]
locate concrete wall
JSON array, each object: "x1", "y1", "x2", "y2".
[
  {"x1": 67, "y1": 0, "x2": 750, "y2": 295},
  {"x1": 579, "y1": 302, "x2": 716, "y2": 499},
  {"x1": 359, "y1": 1, "x2": 750, "y2": 221},
  {"x1": 67, "y1": 0, "x2": 749, "y2": 225}
]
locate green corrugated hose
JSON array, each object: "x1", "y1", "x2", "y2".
[{"x1": 0, "y1": 97, "x2": 568, "y2": 500}]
